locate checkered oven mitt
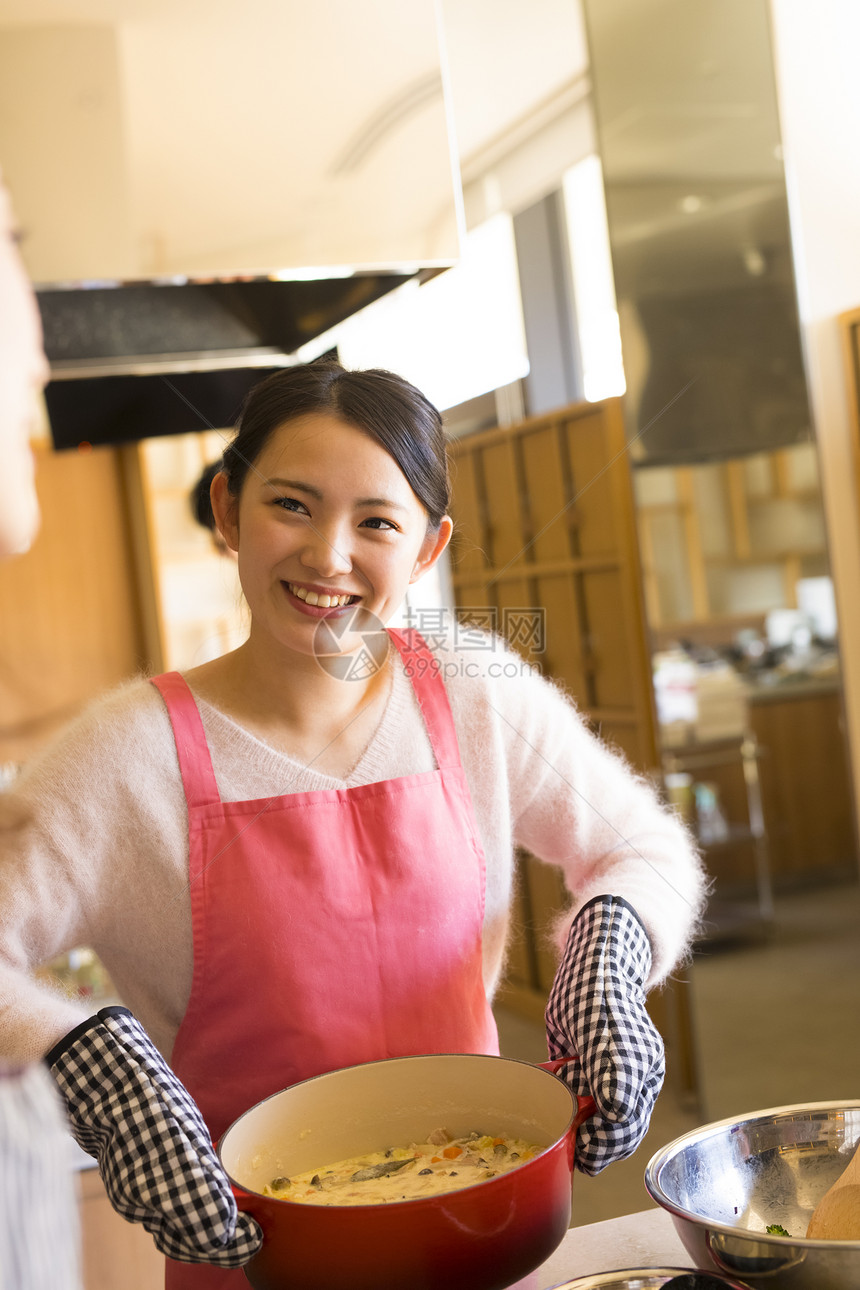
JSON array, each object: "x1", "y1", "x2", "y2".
[
  {"x1": 45, "y1": 1006, "x2": 262, "y2": 1266},
  {"x1": 545, "y1": 895, "x2": 665, "y2": 1175}
]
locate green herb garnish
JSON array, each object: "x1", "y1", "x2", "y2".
[{"x1": 766, "y1": 1223, "x2": 791, "y2": 1237}]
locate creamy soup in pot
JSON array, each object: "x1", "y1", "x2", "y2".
[{"x1": 264, "y1": 1128, "x2": 541, "y2": 1205}]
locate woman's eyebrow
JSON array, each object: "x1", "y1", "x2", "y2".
[
  {"x1": 266, "y1": 477, "x2": 322, "y2": 498},
  {"x1": 356, "y1": 496, "x2": 409, "y2": 512},
  {"x1": 266, "y1": 477, "x2": 407, "y2": 511}
]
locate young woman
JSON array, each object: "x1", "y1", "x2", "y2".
[{"x1": 0, "y1": 362, "x2": 705, "y2": 1288}]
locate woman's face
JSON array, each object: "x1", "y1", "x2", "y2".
[
  {"x1": 212, "y1": 411, "x2": 451, "y2": 662},
  {"x1": 0, "y1": 175, "x2": 48, "y2": 557}
]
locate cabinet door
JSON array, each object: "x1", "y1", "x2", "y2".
[
  {"x1": 751, "y1": 690, "x2": 857, "y2": 877},
  {"x1": 448, "y1": 397, "x2": 658, "y2": 766},
  {"x1": 448, "y1": 398, "x2": 697, "y2": 1098},
  {"x1": 78, "y1": 1168, "x2": 164, "y2": 1290},
  {"x1": 0, "y1": 444, "x2": 152, "y2": 763}
]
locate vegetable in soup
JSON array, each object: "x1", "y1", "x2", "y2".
[{"x1": 264, "y1": 1128, "x2": 541, "y2": 1205}]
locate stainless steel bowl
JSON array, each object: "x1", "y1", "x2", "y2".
[
  {"x1": 645, "y1": 1100, "x2": 860, "y2": 1288},
  {"x1": 550, "y1": 1270, "x2": 753, "y2": 1288}
]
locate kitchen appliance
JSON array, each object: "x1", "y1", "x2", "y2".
[
  {"x1": 218, "y1": 1052, "x2": 595, "y2": 1290},
  {"x1": 36, "y1": 274, "x2": 422, "y2": 450},
  {"x1": 1, "y1": 1, "x2": 460, "y2": 451},
  {"x1": 645, "y1": 1100, "x2": 860, "y2": 1288}
]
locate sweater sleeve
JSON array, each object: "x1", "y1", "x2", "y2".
[
  {"x1": 0, "y1": 680, "x2": 191, "y2": 1064},
  {"x1": 439, "y1": 633, "x2": 707, "y2": 987},
  {"x1": 0, "y1": 787, "x2": 90, "y2": 1062}
]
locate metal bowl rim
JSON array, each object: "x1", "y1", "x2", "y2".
[
  {"x1": 549, "y1": 1268, "x2": 753, "y2": 1289},
  {"x1": 644, "y1": 1098, "x2": 860, "y2": 1249}
]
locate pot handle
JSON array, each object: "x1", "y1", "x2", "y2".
[{"x1": 538, "y1": 1056, "x2": 597, "y2": 1127}]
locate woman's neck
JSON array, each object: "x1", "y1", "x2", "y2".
[{"x1": 185, "y1": 630, "x2": 392, "y2": 767}]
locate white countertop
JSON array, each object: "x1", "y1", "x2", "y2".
[{"x1": 509, "y1": 1208, "x2": 692, "y2": 1288}]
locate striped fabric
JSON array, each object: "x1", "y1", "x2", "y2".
[
  {"x1": 0, "y1": 1063, "x2": 82, "y2": 1290},
  {"x1": 546, "y1": 895, "x2": 665, "y2": 1175}
]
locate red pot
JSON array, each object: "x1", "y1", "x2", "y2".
[{"x1": 218, "y1": 1052, "x2": 595, "y2": 1290}]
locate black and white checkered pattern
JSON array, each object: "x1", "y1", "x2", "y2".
[
  {"x1": 545, "y1": 895, "x2": 665, "y2": 1175},
  {"x1": 46, "y1": 1007, "x2": 262, "y2": 1266}
]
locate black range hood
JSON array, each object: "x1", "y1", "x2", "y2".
[{"x1": 38, "y1": 272, "x2": 426, "y2": 451}]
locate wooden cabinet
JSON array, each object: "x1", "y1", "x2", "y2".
[
  {"x1": 134, "y1": 432, "x2": 247, "y2": 671},
  {"x1": 448, "y1": 398, "x2": 659, "y2": 1013},
  {"x1": 78, "y1": 1167, "x2": 164, "y2": 1290},
  {"x1": 0, "y1": 442, "x2": 154, "y2": 764},
  {"x1": 448, "y1": 396, "x2": 659, "y2": 773},
  {"x1": 658, "y1": 686, "x2": 857, "y2": 912},
  {"x1": 0, "y1": 431, "x2": 248, "y2": 766},
  {"x1": 749, "y1": 683, "x2": 857, "y2": 880},
  {"x1": 447, "y1": 397, "x2": 699, "y2": 1101},
  {"x1": 635, "y1": 443, "x2": 829, "y2": 635}
]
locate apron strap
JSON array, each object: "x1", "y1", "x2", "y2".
[
  {"x1": 388, "y1": 628, "x2": 462, "y2": 771},
  {"x1": 150, "y1": 672, "x2": 221, "y2": 810}
]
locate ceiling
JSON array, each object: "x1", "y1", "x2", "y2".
[
  {"x1": 439, "y1": 0, "x2": 589, "y2": 164},
  {"x1": 0, "y1": 0, "x2": 461, "y2": 282},
  {"x1": 0, "y1": 0, "x2": 597, "y2": 285}
]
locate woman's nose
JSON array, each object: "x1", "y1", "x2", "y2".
[{"x1": 298, "y1": 522, "x2": 352, "y2": 577}]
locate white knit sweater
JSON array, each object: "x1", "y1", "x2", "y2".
[{"x1": 0, "y1": 632, "x2": 705, "y2": 1065}]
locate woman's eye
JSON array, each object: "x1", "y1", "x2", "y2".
[
  {"x1": 274, "y1": 496, "x2": 309, "y2": 515},
  {"x1": 361, "y1": 517, "x2": 398, "y2": 531}
]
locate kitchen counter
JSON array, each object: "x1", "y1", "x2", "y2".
[
  {"x1": 510, "y1": 1208, "x2": 691, "y2": 1287},
  {"x1": 745, "y1": 673, "x2": 841, "y2": 704}
]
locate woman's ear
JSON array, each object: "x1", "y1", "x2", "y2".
[
  {"x1": 410, "y1": 515, "x2": 453, "y2": 585},
  {"x1": 209, "y1": 470, "x2": 240, "y2": 555}
]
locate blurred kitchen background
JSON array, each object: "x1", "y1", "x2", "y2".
[{"x1": 2, "y1": 0, "x2": 860, "y2": 1282}]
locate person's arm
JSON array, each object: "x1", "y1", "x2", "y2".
[
  {"x1": 455, "y1": 635, "x2": 706, "y2": 1172},
  {"x1": 46, "y1": 1008, "x2": 261, "y2": 1265},
  {"x1": 493, "y1": 649, "x2": 705, "y2": 983},
  {"x1": 544, "y1": 893, "x2": 666, "y2": 1172},
  {"x1": 0, "y1": 678, "x2": 198, "y2": 1063},
  {"x1": 0, "y1": 792, "x2": 94, "y2": 1064},
  {"x1": 0, "y1": 684, "x2": 262, "y2": 1264}
]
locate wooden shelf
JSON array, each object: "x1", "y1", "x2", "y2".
[
  {"x1": 635, "y1": 444, "x2": 828, "y2": 631},
  {"x1": 449, "y1": 398, "x2": 700, "y2": 1104}
]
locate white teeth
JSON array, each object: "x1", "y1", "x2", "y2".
[{"x1": 289, "y1": 584, "x2": 354, "y2": 608}]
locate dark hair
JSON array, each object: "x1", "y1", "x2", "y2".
[
  {"x1": 189, "y1": 460, "x2": 222, "y2": 532},
  {"x1": 221, "y1": 361, "x2": 450, "y2": 528}
]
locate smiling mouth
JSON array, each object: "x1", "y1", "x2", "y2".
[{"x1": 286, "y1": 582, "x2": 360, "y2": 609}]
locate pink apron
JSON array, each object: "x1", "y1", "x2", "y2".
[{"x1": 150, "y1": 629, "x2": 499, "y2": 1290}]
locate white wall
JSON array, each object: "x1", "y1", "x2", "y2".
[{"x1": 769, "y1": 0, "x2": 860, "y2": 854}]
